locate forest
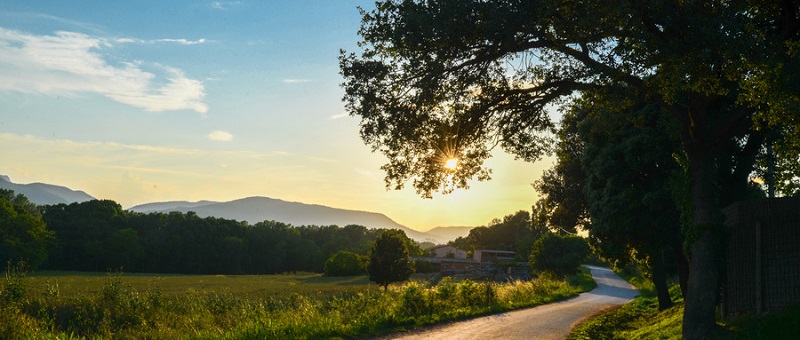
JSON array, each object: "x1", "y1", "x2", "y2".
[
  {"x1": 2, "y1": 187, "x2": 578, "y2": 277},
  {"x1": 1, "y1": 190, "x2": 428, "y2": 275}
]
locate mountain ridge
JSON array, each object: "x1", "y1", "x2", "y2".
[
  {"x1": 129, "y1": 196, "x2": 467, "y2": 243},
  {"x1": 0, "y1": 175, "x2": 95, "y2": 205},
  {"x1": 1, "y1": 175, "x2": 472, "y2": 243}
]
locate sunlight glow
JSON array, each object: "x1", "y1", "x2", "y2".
[{"x1": 444, "y1": 158, "x2": 459, "y2": 170}]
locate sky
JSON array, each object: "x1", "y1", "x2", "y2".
[{"x1": 0, "y1": 1, "x2": 552, "y2": 232}]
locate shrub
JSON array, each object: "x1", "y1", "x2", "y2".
[
  {"x1": 529, "y1": 233, "x2": 590, "y2": 276},
  {"x1": 413, "y1": 259, "x2": 439, "y2": 273},
  {"x1": 324, "y1": 251, "x2": 364, "y2": 276},
  {"x1": 1, "y1": 260, "x2": 28, "y2": 305}
]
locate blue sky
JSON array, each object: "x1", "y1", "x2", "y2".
[{"x1": 0, "y1": 1, "x2": 549, "y2": 231}]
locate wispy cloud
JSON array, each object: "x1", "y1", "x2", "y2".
[
  {"x1": 329, "y1": 112, "x2": 350, "y2": 120},
  {"x1": 157, "y1": 38, "x2": 206, "y2": 45},
  {"x1": 210, "y1": 1, "x2": 241, "y2": 10},
  {"x1": 114, "y1": 37, "x2": 207, "y2": 45},
  {"x1": 282, "y1": 79, "x2": 311, "y2": 84},
  {"x1": 0, "y1": 28, "x2": 208, "y2": 113},
  {"x1": 208, "y1": 130, "x2": 234, "y2": 142}
]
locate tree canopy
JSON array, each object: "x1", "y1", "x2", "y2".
[
  {"x1": 0, "y1": 189, "x2": 54, "y2": 270},
  {"x1": 37, "y1": 199, "x2": 400, "y2": 275},
  {"x1": 324, "y1": 251, "x2": 365, "y2": 276},
  {"x1": 450, "y1": 210, "x2": 547, "y2": 260},
  {"x1": 367, "y1": 229, "x2": 414, "y2": 290},
  {"x1": 577, "y1": 91, "x2": 687, "y2": 309},
  {"x1": 529, "y1": 233, "x2": 589, "y2": 277},
  {"x1": 341, "y1": 1, "x2": 800, "y2": 338}
]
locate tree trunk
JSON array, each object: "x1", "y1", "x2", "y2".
[
  {"x1": 651, "y1": 250, "x2": 673, "y2": 310},
  {"x1": 682, "y1": 153, "x2": 723, "y2": 339},
  {"x1": 675, "y1": 241, "x2": 690, "y2": 299}
]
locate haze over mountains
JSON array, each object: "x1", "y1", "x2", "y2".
[
  {"x1": 1, "y1": 175, "x2": 471, "y2": 243},
  {"x1": 0, "y1": 175, "x2": 94, "y2": 205},
  {"x1": 128, "y1": 197, "x2": 460, "y2": 243}
]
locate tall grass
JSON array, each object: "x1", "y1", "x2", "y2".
[{"x1": 1, "y1": 267, "x2": 595, "y2": 339}]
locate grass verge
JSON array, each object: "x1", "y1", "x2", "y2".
[
  {"x1": 568, "y1": 265, "x2": 800, "y2": 340},
  {"x1": 1, "y1": 267, "x2": 596, "y2": 339}
]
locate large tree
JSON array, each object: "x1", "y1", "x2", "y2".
[
  {"x1": 576, "y1": 91, "x2": 688, "y2": 309},
  {"x1": 340, "y1": 1, "x2": 800, "y2": 338}
]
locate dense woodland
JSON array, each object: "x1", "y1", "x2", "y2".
[
  {"x1": 1, "y1": 188, "x2": 571, "y2": 276},
  {"x1": 1, "y1": 190, "x2": 430, "y2": 275}
]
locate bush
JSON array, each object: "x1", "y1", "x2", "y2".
[
  {"x1": 529, "y1": 233, "x2": 590, "y2": 276},
  {"x1": 413, "y1": 259, "x2": 439, "y2": 273},
  {"x1": 323, "y1": 251, "x2": 364, "y2": 276}
]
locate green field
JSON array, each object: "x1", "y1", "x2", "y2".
[
  {"x1": 2, "y1": 268, "x2": 595, "y2": 339},
  {"x1": 27, "y1": 271, "x2": 376, "y2": 298}
]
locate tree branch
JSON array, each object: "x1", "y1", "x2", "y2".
[{"x1": 544, "y1": 41, "x2": 647, "y2": 93}]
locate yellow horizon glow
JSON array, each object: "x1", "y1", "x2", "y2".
[{"x1": 0, "y1": 133, "x2": 548, "y2": 231}]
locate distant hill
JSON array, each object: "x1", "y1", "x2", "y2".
[
  {"x1": 0, "y1": 175, "x2": 95, "y2": 205},
  {"x1": 129, "y1": 200, "x2": 219, "y2": 213},
  {"x1": 0, "y1": 175, "x2": 465, "y2": 244},
  {"x1": 424, "y1": 226, "x2": 473, "y2": 241},
  {"x1": 129, "y1": 196, "x2": 451, "y2": 244}
]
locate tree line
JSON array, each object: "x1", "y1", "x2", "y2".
[
  {"x1": 3, "y1": 187, "x2": 589, "y2": 283},
  {"x1": 448, "y1": 210, "x2": 549, "y2": 261},
  {"x1": 1, "y1": 191, "x2": 425, "y2": 275}
]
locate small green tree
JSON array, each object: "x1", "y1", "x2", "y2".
[
  {"x1": 323, "y1": 251, "x2": 364, "y2": 276},
  {"x1": 529, "y1": 233, "x2": 589, "y2": 277},
  {"x1": 368, "y1": 229, "x2": 414, "y2": 291}
]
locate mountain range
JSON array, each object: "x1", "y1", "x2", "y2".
[
  {"x1": 1, "y1": 175, "x2": 471, "y2": 243},
  {"x1": 0, "y1": 175, "x2": 94, "y2": 205},
  {"x1": 128, "y1": 197, "x2": 459, "y2": 243}
]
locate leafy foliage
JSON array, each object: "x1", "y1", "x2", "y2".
[
  {"x1": 450, "y1": 210, "x2": 548, "y2": 260},
  {"x1": 341, "y1": 1, "x2": 800, "y2": 337},
  {"x1": 368, "y1": 229, "x2": 414, "y2": 290},
  {"x1": 529, "y1": 233, "x2": 589, "y2": 277},
  {"x1": 324, "y1": 251, "x2": 364, "y2": 276},
  {"x1": 27, "y1": 198, "x2": 423, "y2": 275},
  {"x1": 0, "y1": 190, "x2": 54, "y2": 270}
]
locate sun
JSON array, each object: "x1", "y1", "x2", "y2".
[{"x1": 444, "y1": 158, "x2": 459, "y2": 170}]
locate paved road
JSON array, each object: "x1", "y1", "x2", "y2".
[{"x1": 380, "y1": 265, "x2": 638, "y2": 340}]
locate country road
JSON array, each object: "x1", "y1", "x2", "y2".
[{"x1": 379, "y1": 265, "x2": 638, "y2": 340}]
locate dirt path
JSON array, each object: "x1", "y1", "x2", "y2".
[{"x1": 378, "y1": 265, "x2": 638, "y2": 340}]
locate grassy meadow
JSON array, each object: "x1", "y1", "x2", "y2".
[
  {"x1": 1, "y1": 266, "x2": 596, "y2": 339},
  {"x1": 25, "y1": 271, "x2": 374, "y2": 298}
]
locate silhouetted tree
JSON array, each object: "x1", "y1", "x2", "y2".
[
  {"x1": 529, "y1": 233, "x2": 589, "y2": 277},
  {"x1": 340, "y1": 2, "x2": 800, "y2": 337},
  {"x1": 368, "y1": 229, "x2": 413, "y2": 291}
]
